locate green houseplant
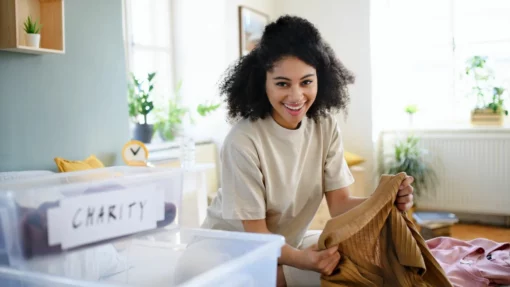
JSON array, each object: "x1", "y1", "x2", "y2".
[
  {"x1": 128, "y1": 72, "x2": 156, "y2": 143},
  {"x1": 153, "y1": 81, "x2": 188, "y2": 141},
  {"x1": 23, "y1": 16, "x2": 42, "y2": 48},
  {"x1": 154, "y1": 81, "x2": 221, "y2": 142},
  {"x1": 405, "y1": 104, "x2": 418, "y2": 126},
  {"x1": 465, "y1": 55, "x2": 508, "y2": 126},
  {"x1": 382, "y1": 135, "x2": 438, "y2": 201}
]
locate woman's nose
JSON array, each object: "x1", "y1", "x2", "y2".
[{"x1": 288, "y1": 86, "x2": 303, "y2": 102}]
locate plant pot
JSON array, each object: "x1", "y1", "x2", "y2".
[
  {"x1": 25, "y1": 33, "x2": 40, "y2": 48},
  {"x1": 470, "y1": 108, "x2": 504, "y2": 126},
  {"x1": 133, "y1": 123, "x2": 154, "y2": 144},
  {"x1": 158, "y1": 126, "x2": 179, "y2": 142}
]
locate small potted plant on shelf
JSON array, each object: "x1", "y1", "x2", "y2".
[
  {"x1": 381, "y1": 135, "x2": 438, "y2": 215},
  {"x1": 23, "y1": 16, "x2": 42, "y2": 48},
  {"x1": 127, "y1": 72, "x2": 156, "y2": 143},
  {"x1": 154, "y1": 80, "x2": 221, "y2": 142},
  {"x1": 465, "y1": 56, "x2": 509, "y2": 126}
]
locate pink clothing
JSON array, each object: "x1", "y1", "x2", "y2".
[{"x1": 427, "y1": 237, "x2": 510, "y2": 287}]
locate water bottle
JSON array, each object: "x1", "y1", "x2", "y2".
[{"x1": 180, "y1": 134, "x2": 195, "y2": 169}]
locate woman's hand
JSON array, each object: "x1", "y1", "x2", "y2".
[
  {"x1": 396, "y1": 175, "x2": 414, "y2": 211},
  {"x1": 297, "y1": 244, "x2": 341, "y2": 276}
]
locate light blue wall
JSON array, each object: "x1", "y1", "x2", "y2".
[{"x1": 0, "y1": 0, "x2": 129, "y2": 172}]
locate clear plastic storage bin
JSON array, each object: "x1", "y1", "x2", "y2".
[
  {"x1": 0, "y1": 227, "x2": 284, "y2": 287},
  {"x1": 0, "y1": 167, "x2": 184, "y2": 267}
]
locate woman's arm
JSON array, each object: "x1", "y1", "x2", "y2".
[
  {"x1": 241, "y1": 219, "x2": 340, "y2": 274},
  {"x1": 325, "y1": 186, "x2": 366, "y2": 218},
  {"x1": 326, "y1": 176, "x2": 415, "y2": 218},
  {"x1": 241, "y1": 220, "x2": 302, "y2": 267}
]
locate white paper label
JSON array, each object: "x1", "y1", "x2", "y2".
[{"x1": 47, "y1": 185, "x2": 164, "y2": 250}]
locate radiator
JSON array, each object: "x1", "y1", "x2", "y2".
[{"x1": 378, "y1": 128, "x2": 510, "y2": 216}]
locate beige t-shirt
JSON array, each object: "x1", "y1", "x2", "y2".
[{"x1": 201, "y1": 113, "x2": 354, "y2": 247}]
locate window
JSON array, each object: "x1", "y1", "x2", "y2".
[
  {"x1": 123, "y1": 0, "x2": 174, "y2": 123},
  {"x1": 371, "y1": 0, "x2": 510, "y2": 134},
  {"x1": 453, "y1": 0, "x2": 510, "y2": 117}
]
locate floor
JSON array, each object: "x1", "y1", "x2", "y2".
[{"x1": 451, "y1": 224, "x2": 510, "y2": 242}]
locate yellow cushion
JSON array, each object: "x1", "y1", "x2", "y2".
[
  {"x1": 345, "y1": 151, "x2": 365, "y2": 167},
  {"x1": 54, "y1": 155, "x2": 105, "y2": 172}
]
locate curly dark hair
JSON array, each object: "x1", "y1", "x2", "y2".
[{"x1": 219, "y1": 15, "x2": 355, "y2": 123}]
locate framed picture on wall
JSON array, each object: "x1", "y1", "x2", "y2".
[{"x1": 238, "y1": 6, "x2": 269, "y2": 57}]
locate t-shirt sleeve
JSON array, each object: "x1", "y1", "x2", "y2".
[
  {"x1": 324, "y1": 119, "x2": 355, "y2": 192},
  {"x1": 220, "y1": 142, "x2": 266, "y2": 220}
]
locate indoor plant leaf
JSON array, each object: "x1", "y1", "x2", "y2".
[{"x1": 382, "y1": 135, "x2": 438, "y2": 199}]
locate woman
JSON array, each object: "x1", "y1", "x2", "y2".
[{"x1": 201, "y1": 15, "x2": 414, "y2": 286}]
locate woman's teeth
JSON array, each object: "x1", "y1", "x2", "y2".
[{"x1": 284, "y1": 103, "x2": 304, "y2": 110}]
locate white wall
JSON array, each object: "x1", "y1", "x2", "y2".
[
  {"x1": 225, "y1": 0, "x2": 277, "y2": 65},
  {"x1": 275, "y1": 0, "x2": 375, "y2": 192},
  {"x1": 171, "y1": 0, "x2": 276, "y2": 147}
]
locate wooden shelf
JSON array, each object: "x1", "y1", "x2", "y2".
[
  {"x1": 1, "y1": 45, "x2": 65, "y2": 55},
  {"x1": 0, "y1": 0, "x2": 65, "y2": 54}
]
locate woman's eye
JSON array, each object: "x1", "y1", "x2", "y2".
[
  {"x1": 302, "y1": 80, "x2": 313, "y2": 85},
  {"x1": 276, "y1": 82, "x2": 288, "y2": 87}
]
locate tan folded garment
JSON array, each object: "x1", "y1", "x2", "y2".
[{"x1": 318, "y1": 173, "x2": 452, "y2": 287}]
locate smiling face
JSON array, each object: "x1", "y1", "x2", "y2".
[{"x1": 265, "y1": 56, "x2": 318, "y2": 129}]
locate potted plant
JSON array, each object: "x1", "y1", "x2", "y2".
[
  {"x1": 196, "y1": 102, "x2": 221, "y2": 117},
  {"x1": 154, "y1": 81, "x2": 221, "y2": 142},
  {"x1": 405, "y1": 104, "x2": 418, "y2": 127},
  {"x1": 127, "y1": 72, "x2": 156, "y2": 143},
  {"x1": 382, "y1": 135, "x2": 438, "y2": 213},
  {"x1": 153, "y1": 82, "x2": 188, "y2": 141},
  {"x1": 23, "y1": 16, "x2": 42, "y2": 48},
  {"x1": 465, "y1": 56, "x2": 508, "y2": 126}
]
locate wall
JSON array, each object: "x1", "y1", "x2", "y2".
[
  {"x1": 275, "y1": 0, "x2": 375, "y2": 192},
  {"x1": 0, "y1": 0, "x2": 129, "y2": 172},
  {"x1": 224, "y1": 0, "x2": 277, "y2": 66},
  {"x1": 171, "y1": 0, "x2": 276, "y2": 147}
]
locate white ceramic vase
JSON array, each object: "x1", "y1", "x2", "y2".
[{"x1": 25, "y1": 33, "x2": 41, "y2": 48}]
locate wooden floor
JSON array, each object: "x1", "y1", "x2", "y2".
[{"x1": 451, "y1": 224, "x2": 510, "y2": 242}]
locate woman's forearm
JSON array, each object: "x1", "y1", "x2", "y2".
[
  {"x1": 329, "y1": 196, "x2": 366, "y2": 218},
  {"x1": 279, "y1": 243, "x2": 305, "y2": 268},
  {"x1": 242, "y1": 220, "x2": 305, "y2": 268},
  {"x1": 261, "y1": 231, "x2": 304, "y2": 268}
]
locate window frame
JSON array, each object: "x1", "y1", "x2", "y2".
[{"x1": 122, "y1": 0, "x2": 176, "y2": 102}]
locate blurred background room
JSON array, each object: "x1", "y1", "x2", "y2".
[{"x1": 0, "y1": 0, "x2": 509, "y2": 268}]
